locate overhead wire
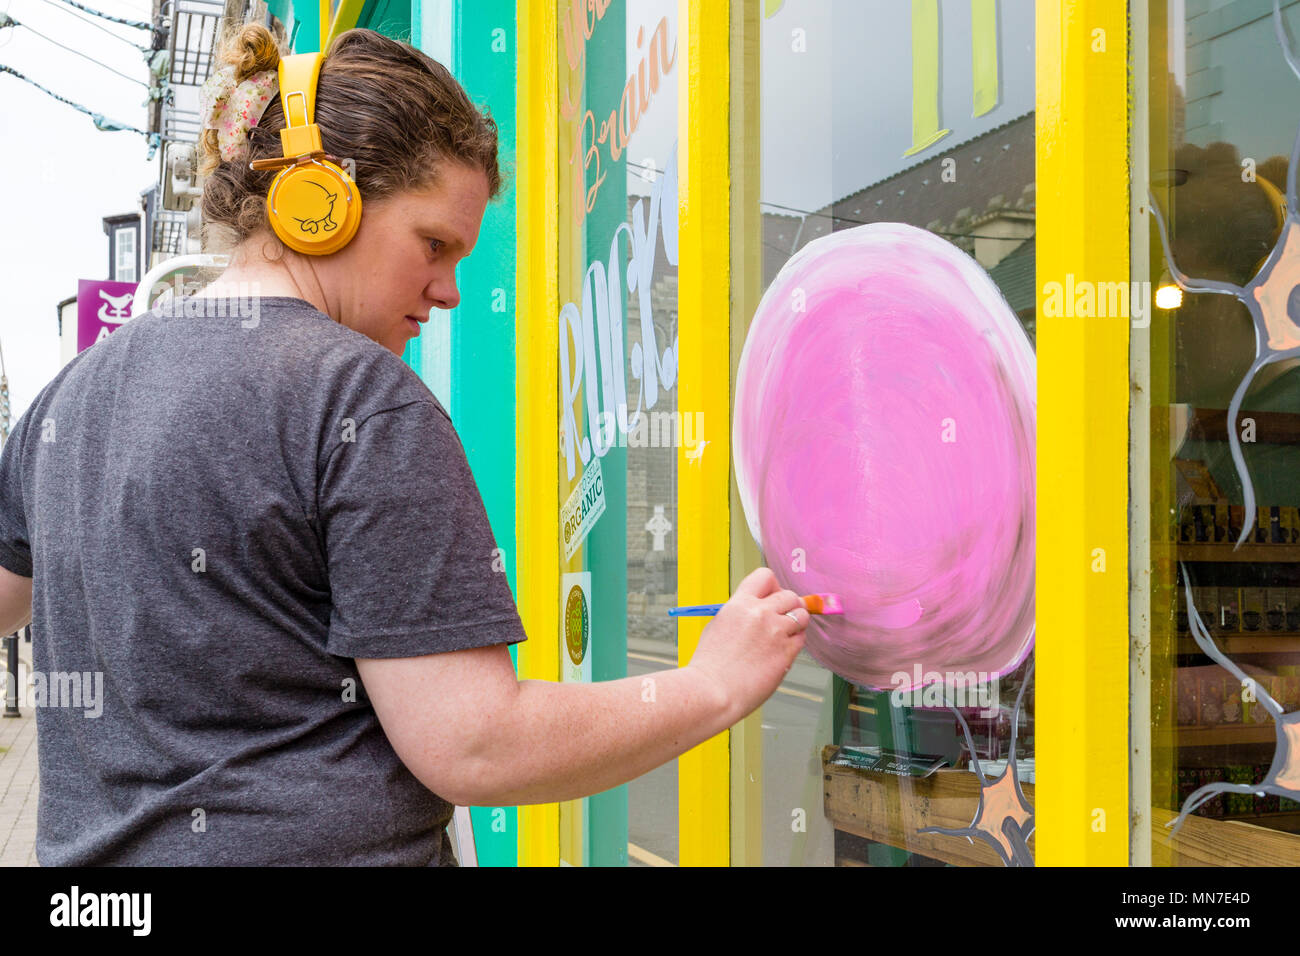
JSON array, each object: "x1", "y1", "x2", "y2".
[
  {"x1": 100, "y1": 0, "x2": 151, "y2": 15},
  {"x1": 53, "y1": 0, "x2": 150, "y2": 31},
  {"x1": 0, "y1": 63, "x2": 150, "y2": 134},
  {"x1": 30, "y1": 0, "x2": 150, "y2": 52},
  {"x1": 3, "y1": 14, "x2": 147, "y2": 86}
]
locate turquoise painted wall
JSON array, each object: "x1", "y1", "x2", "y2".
[
  {"x1": 411, "y1": 0, "x2": 520, "y2": 867},
  {"x1": 289, "y1": 0, "x2": 317, "y2": 51},
  {"x1": 358, "y1": 0, "x2": 411, "y2": 38},
  {"x1": 274, "y1": 0, "x2": 411, "y2": 56},
  {"x1": 445, "y1": 0, "x2": 519, "y2": 870}
]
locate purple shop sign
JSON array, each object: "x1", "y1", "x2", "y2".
[{"x1": 77, "y1": 279, "x2": 138, "y2": 352}]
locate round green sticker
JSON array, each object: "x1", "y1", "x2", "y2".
[{"x1": 564, "y1": 584, "x2": 589, "y2": 667}]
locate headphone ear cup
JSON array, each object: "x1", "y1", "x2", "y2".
[{"x1": 266, "y1": 159, "x2": 362, "y2": 255}]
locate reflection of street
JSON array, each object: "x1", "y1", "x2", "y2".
[
  {"x1": 624, "y1": 640, "x2": 677, "y2": 867},
  {"x1": 624, "y1": 637, "x2": 835, "y2": 866}
]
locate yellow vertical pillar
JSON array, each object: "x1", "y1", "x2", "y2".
[
  {"x1": 515, "y1": 0, "x2": 560, "y2": 868},
  {"x1": 1035, "y1": 0, "x2": 1131, "y2": 864},
  {"x1": 677, "y1": 0, "x2": 732, "y2": 867}
]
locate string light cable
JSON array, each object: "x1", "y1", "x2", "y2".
[{"x1": 0, "y1": 63, "x2": 155, "y2": 141}]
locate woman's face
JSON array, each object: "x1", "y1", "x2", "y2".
[{"x1": 325, "y1": 162, "x2": 490, "y2": 356}]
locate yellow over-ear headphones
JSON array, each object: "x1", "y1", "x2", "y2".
[{"x1": 250, "y1": 52, "x2": 362, "y2": 255}]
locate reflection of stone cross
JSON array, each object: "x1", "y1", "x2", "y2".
[{"x1": 645, "y1": 505, "x2": 672, "y2": 551}]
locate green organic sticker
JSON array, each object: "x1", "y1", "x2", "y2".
[{"x1": 565, "y1": 583, "x2": 589, "y2": 667}]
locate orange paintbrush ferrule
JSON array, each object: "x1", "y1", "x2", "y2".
[{"x1": 801, "y1": 593, "x2": 843, "y2": 615}]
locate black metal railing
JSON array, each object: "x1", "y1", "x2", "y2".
[{"x1": 3, "y1": 626, "x2": 28, "y2": 717}]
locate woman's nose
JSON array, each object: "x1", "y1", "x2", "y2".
[{"x1": 427, "y1": 272, "x2": 460, "y2": 311}]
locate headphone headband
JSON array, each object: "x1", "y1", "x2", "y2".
[{"x1": 278, "y1": 53, "x2": 325, "y2": 158}]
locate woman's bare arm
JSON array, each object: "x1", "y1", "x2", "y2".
[
  {"x1": 0, "y1": 565, "x2": 32, "y2": 638},
  {"x1": 356, "y1": 567, "x2": 807, "y2": 807},
  {"x1": 358, "y1": 645, "x2": 731, "y2": 806}
]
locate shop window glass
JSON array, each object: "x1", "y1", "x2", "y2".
[
  {"x1": 556, "y1": 0, "x2": 682, "y2": 866},
  {"x1": 742, "y1": 0, "x2": 1037, "y2": 866},
  {"x1": 1144, "y1": 0, "x2": 1300, "y2": 864}
]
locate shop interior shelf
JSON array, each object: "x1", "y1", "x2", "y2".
[
  {"x1": 1153, "y1": 805, "x2": 1300, "y2": 865},
  {"x1": 821, "y1": 748, "x2": 1300, "y2": 862},
  {"x1": 1173, "y1": 544, "x2": 1300, "y2": 562},
  {"x1": 1219, "y1": 810, "x2": 1300, "y2": 831},
  {"x1": 821, "y1": 745, "x2": 1034, "y2": 867},
  {"x1": 1173, "y1": 723, "x2": 1281, "y2": 746},
  {"x1": 1185, "y1": 407, "x2": 1300, "y2": 444},
  {"x1": 1177, "y1": 635, "x2": 1300, "y2": 654}
]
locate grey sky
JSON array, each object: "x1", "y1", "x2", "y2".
[{"x1": 621, "y1": 0, "x2": 1035, "y2": 210}]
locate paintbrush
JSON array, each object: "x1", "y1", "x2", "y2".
[{"x1": 668, "y1": 593, "x2": 844, "y2": 617}]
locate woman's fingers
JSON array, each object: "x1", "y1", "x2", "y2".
[{"x1": 768, "y1": 589, "x2": 809, "y2": 632}]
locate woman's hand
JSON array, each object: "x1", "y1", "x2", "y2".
[{"x1": 685, "y1": 566, "x2": 808, "y2": 725}]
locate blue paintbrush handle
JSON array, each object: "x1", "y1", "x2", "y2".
[{"x1": 668, "y1": 603, "x2": 725, "y2": 617}]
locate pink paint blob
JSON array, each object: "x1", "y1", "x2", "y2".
[{"x1": 734, "y1": 223, "x2": 1036, "y2": 691}]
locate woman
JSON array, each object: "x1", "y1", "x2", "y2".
[{"x1": 0, "y1": 25, "x2": 808, "y2": 865}]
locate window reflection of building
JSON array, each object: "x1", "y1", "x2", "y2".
[
  {"x1": 754, "y1": 110, "x2": 1039, "y2": 867},
  {"x1": 624, "y1": 192, "x2": 679, "y2": 648},
  {"x1": 761, "y1": 112, "x2": 1037, "y2": 339},
  {"x1": 1168, "y1": 143, "x2": 1286, "y2": 410}
]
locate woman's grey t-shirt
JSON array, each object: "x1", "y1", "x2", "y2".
[{"x1": 0, "y1": 296, "x2": 526, "y2": 866}]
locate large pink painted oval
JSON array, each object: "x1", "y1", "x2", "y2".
[{"x1": 734, "y1": 222, "x2": 1036, "y2": 691}]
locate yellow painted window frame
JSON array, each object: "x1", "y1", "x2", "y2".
[
  {"x1": 513, "y1": 0, "x2": 733, "y2": 867},
  {"x1": 515, "y1": 0, "x2": 560, "y2": 868},
  {"x1": 323, "y1": 0, "x2": 365, "y2": 48},
  {"x1": 1035, "y1": 0, "x2": 1131, "y2": 865},
  {"x1": 676, "y1": 0, "x2": 732, "y2": 867},
  {"x1": 518, "y1": 0, "x2": 1134, "y2": 868}
]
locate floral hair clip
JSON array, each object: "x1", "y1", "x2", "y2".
[{"x1": 199, "y1": 64, "x2": 277, "y2": 163}]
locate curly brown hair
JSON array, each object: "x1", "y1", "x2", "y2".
[{"x1": 199, "y1": 23, "x2": 501, "y2": 252}]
